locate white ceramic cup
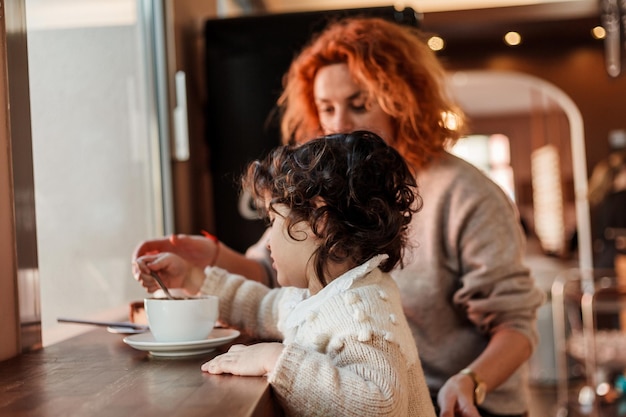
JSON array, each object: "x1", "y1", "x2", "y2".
[{"x1": 144, "y1": 295, "x2": 219, "y2": 343}]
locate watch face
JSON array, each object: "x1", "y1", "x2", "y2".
[{"x1": 475, "y1": 383, "x2": 487, "y2": 405}]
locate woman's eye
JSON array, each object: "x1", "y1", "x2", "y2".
[
  {"x1": 318, "y1": 105, "x2": 334, "y2": 114},
  {"x1": 350, "y1": 101, "x2": 367, "y2": 112}
]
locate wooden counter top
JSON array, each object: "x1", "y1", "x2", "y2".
[{"x1": 0, "y1": 328, "x2": 282, "y2": 417}]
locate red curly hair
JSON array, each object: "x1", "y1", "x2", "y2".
[{"x1": 278, "y1": 16, "x2": 465, "y2": 169}]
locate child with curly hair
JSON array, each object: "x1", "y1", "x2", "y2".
[{"x1": 134, "y1": 130, "x2": 434, "y2": 417}]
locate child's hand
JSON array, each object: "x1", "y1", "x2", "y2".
[
  {"x1": 201, "y1": 343, "x2": 284, "y2": 376},
  {"x1": 134, "y1": 252, "x2": 200, "y2": 294}
]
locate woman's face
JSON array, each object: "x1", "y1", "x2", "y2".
[{"x1": 313, "y1": 63, "x2": 394, "y2": 142}]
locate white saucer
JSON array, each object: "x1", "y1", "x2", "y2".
[
  {"x1": 107, "y1": 326, "x2": 148, "y2": 335},
  {"x1": 123, "y1": 328, "x2": 240, "y2": 358}
]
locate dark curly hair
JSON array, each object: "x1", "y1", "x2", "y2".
[{"x1": 242, "y1": 130, "x2": 422, "y2": 288}]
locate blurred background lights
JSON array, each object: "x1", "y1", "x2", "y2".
[
  {"x1": 428, "y1": 35, "x2": 445, "y2": 51},
  {"x1": 591, "y1": 25, "x2": 606, "y2": 39},
  {"x1": 596, "y1": 382, "x2": 611, "y2": 397},
  {"x1": 504, "y1": 31, "x2": 522, "y2": 46}
]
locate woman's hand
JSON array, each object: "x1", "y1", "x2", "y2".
[
  {"x1": 437, "y1": 373, "x2": 481, "y2": 417},
  {"x1": 131, "y1": 234, "x2": 218, "y2": 280},
  {"x1": 134, "y1": 252, "x2": 203, "y2": 294},
  {"x1": 437, "y1": 330, "x2": 532, "y2": 417},
  {"x1": 201, "y1": 343, "x2": 284, "y2": 376}
]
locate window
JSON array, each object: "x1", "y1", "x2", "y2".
[
  {"x1": 24, "y1": 0, "x2": 169, "y2": 346},
  {"x1": 450, "y1": 133, "x2": 516, "y2": 201}
]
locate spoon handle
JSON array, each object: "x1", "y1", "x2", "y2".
[
  {"x1": 57, "y1": 317, "x2": 148, "y2": 330},
  {"x1": 149, "y1": 270, "x2": 175, "y2": 299}
]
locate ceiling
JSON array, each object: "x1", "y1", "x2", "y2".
[{"x1": 260, "y1": 0, "x2": 597, "y2": 14}]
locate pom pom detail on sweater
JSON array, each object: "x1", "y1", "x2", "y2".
[
  {"x1": 357, "y1": 328, "x2": 372, "y2": 342},
  {"x1": 384, "y1": 331, "x2": 396, "y2": 343},
  {"x1": 328, "y1": 335, "x2": 345, "y2": 353},
  {"x1": 353, "y1": 308, "x2": 367, "y2": 322},
  {"x1": 343, "y1": 291, "x2": 360, "y2": 305},
  {"x1": 314, "y1": 333, "x2": 331, "y2": 350}
]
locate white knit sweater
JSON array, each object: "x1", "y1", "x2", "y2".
[
  {"x1": 246, "y1": 153, "x2": 546, "y2": 415},
  {"x1": 201, "y1": 256, "x2": 436, "y2": 417}
]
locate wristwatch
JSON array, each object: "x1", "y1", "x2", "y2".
[{"x1": 459, "y1": 368, "x2": 487, "y2": 405}]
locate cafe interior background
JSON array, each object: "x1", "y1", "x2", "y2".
[{"x1": 1, "y1": 0, "x2": 626, "y2": 413}]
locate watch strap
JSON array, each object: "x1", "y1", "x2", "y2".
[{"x1": 459, "y1": 368, "x2": 486, "y2": 405}]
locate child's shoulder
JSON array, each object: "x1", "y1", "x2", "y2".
[
  {"x1": 336, "y1": 268, "x2": 405, "y2": 323},
  {"x1": 316, "y1": 270, "x2": 418, "y2": 359}
]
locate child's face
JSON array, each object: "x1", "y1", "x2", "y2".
[{"x1": 267, "y1": 204, "x2": 319, "y2": 291}]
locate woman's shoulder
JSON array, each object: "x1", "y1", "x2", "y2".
[
  {"x1": 419, "y1": 152, "x2": 510, "y2": 201},
  {"x1": 422, "y1": 152, "x2": 490, "y2": 180}
]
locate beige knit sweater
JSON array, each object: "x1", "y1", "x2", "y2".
[{"x1": 201, "y1": 256, "x2": 436, "y2": 417}]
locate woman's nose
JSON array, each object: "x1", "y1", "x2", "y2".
[{"x1": 328, "y1": 111, "x2": 354, "y2": 134}]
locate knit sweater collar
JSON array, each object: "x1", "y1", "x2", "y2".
[{"x1": 283, "y1": 254, "x2": 388, "y2": 332}]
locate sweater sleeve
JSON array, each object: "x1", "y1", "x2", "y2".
[
  {"x1": 448, "y1": 170, "x2": 545, "y2": 347},
  {"x1": 268, "y1": 339, "x2": 420, "y2": 417},
  {"x1": 199, "y1": 266, "x2": 304, "y2": 341}
]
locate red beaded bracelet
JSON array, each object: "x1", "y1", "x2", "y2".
[{"x1": 201, "y1": 230, "x2": 220, "y2": 266}]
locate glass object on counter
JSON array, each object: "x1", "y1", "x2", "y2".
[{"x1": 552, "y1": 268, "x2": 626, "y2": 417}]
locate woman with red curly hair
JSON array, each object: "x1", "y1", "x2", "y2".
[
  {"x1": 133, "y1": 16, "x2": 544, "y2": 417},
  {"x1": 278, "y1": 16, "x2": 459, "y2": 170}
]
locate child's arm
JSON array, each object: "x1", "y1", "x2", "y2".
[
  {"x1": 269, "y1": 335, "x2": 432, "y2": 417},
  {"x1": 202, "y1": 330, "x2": 424, "y2": 417},
  {"x1": 200, "y1": 266, "x2": 305, "y2": 341}
]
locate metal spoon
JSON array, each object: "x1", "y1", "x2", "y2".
[{"x1": 149, "y1": 270, "x2": 175, "y2": 300}]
